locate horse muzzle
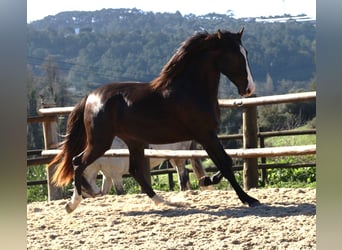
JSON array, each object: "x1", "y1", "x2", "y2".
[{"x1": 241, "y1": 81, "x2": 255, "y2": 97}]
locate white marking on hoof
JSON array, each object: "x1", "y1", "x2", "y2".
[
  {"x1": 151, "y1": 194, "x2": 166, "y2": 205},
  {"x1": 65, "y1": 188, "x2": 83, "y2": 213},
  {"x1": 169, "y1": 194, "x2": 187, "y2": 207},
  {"x1": 151, "y1": 194, "x2": 186, "y2": 208},
  {"x1": 65, "y1": 202, "x2": 75, "y2": 213}
]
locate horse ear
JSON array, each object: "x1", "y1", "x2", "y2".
[
  {"x1": 217, "y1": 29, "x2": 223, "y2": 39},
  {"x1": 238, "y1": 27, "x2": 244, "y2": 38}
]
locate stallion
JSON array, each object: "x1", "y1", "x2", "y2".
[{"x1": 48, "y1": 28, "x2": 260, "y2": 213}]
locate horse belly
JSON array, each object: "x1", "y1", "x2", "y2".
[{"x1": 119, "y1": 111, "x2": 191, "y2": 144}]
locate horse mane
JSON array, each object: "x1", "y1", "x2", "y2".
[{"x1": 150, "y1": 31, "x2": 219, "y2": 89}]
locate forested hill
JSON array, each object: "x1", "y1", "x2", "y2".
[{"x1": 27, "y1": 8, "x2": 316, "y2": 102}]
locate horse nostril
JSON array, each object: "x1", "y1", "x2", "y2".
[
  {"x1": 245, "y1": 82, "x2": 255, "y2": 97},
  {"x1": 243, "y1": 88, "x2": 251, "y2": 97},
  {"x1": 242, "y1": 86, "x2": 254, "y2": 97}
]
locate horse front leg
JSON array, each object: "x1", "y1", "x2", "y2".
[
  {"x1": 199, "y1": 170, "x2": 224, "y2": 186},
  {"x1": 127, "y1": 143, "x2": 184, "y2": 207},
  {"x1": 189, "y1": 142, "x2": 215, "y2": 190},
  {"x1": 198, "y1": 133, "x2": 261, "y2": 207},
  {"x1": 127, "y1": 143, "x2": 159, "y2": 202}
]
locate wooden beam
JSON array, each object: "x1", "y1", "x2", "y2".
[
  {"x1": 38, "y1": 106, "x2": 74, "y2": 116},
  {"x1": 42, "y1": 144, "x2": 316, "y2": 159},
  {"x1": 41, "y1": 117, "x2": 64, "y2": 200},
  {"x1": 218, "y1": 91, "x2": 316, "y2": 107}
]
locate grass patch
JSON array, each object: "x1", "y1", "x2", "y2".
[
  {"x1": 265, "y1": 125, "x2": 316, "y2": 147},
  {"x1": 27, "y1": 165, "x2": 48, "y2": 202},
  {"x1": 262, "y1": 125, "x2": 316, "y2": 188}
]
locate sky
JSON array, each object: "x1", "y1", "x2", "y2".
[{"x1": 27, "y1": 0, "x2": 316, "y2": 23}]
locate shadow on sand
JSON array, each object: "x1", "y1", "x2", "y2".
[{"x1": 123, "y1": 202, "x2": 316, "y2": 219}]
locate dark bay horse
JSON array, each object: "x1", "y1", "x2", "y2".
[{"x1": 49, "y1": 28, "x2": 260, "y2": 213}]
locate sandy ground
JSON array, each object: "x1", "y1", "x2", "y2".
[{"x1": 27, "y1": 188, "x2": 316, "y2": 250}]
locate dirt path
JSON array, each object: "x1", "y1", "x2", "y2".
[{"x1": 27, "y1": 188, "x2": 316, "y2": 249}]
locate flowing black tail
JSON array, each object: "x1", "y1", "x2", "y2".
[{"x1": 48, "y1": 96, "x2": 88, "y2": 187}]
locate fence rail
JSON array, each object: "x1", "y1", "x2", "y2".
[
  {"x1": 218, "y1": 91, "x2": 316, "y2": 107},
  {"x1": 41, "y1": 145, "x2": 316, "y2": 159},
  {"x1": 27, "y1": 129, "x2": 316, "y2": 166},
  {"x1": 27, "y1": 91, "x2": 316, "y2": 200}
]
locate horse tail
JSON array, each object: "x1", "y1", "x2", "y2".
[{"x1": 48, "y1": 96, "x2": 88, "y2": 187}]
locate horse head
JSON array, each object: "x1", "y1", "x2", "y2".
[{"x1": 216, "y1": 28, "x2": 255, "y2": 97}]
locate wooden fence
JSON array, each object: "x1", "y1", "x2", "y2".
[{"x1": 27, "y1": 91, "x2": 316, "y2": 200}]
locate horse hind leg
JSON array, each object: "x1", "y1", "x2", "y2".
[
  {"x1": 101, "y1": 174, "x2": 113, "y2": 194},
  {"x1": 170, "y1": 159, "x2": 190, "y2": 191},
  {"x1": 66, "y1": 142, "x2": 113, "y2": 213},
  {"x1": 112, "y1": 176, "x2": 125, "y2": 195},
  {"x1": 190, "y1": 158, "x2": 215, "y2": 190},
  {"x1": 99, "y1": 163, "x2": 125, "y2": 195},
  {"x1": 127, "y1": 143, "x2": 156, "y2": 198},
  {"x1": 82, "y1": 166, "x2": 102, "y2": 198},
  {"x1": 126, "y1": 143, "x2": 173, "y2": 206},
  {"x1": 65, "y1": 153, "x2": 87, "y2": 213}
]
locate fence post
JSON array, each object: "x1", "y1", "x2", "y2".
[
  {"x1": 259, "y1": 127, "x2": 267, "y2": 186},
  {"x1": 40, "y1": 109, "x2": 64, "y2": 201},
  {"x1": 242, "y1": 104, "x2": 259, "y2": 190}
]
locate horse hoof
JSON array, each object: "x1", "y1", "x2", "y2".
[
  {"x1": 200, "y1": 185, "x2": 215, "y2": 191},
  {"x1": 151, "y1": 194, "x2": 166, "y2": 205},
  {"x1": 94, "y1": 191, "x2": 103, "y2": 197},
  {"x1": 199, "y1": 176, "x2": 212, "y2": 186},
  {"x1": 151, "y1": 194, "x2": 185, "y2": 207},
  {"x1": 65, "y1": 203, "x2": 75, "y2": 213},
  {"x1": 248, "y1": 199, "x2": 261, "y2": 207}
]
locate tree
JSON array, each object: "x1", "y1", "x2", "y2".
[
  {"x1": 39, "y1": 55, "x2": 59, "y2": 105},
  {"x1": 27, "y1": 65, "x2": 43, "y2": 149},
  {"x1": 39, "y1": 55, "x2": 72, "y2": 106}
]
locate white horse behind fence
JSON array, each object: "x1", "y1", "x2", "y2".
[{"x1": 82, "y1": 137, "x2": 210, "y2": 197}]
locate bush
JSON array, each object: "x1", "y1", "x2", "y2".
[{"x1": 27, "y1": 165, "x2": 48, "y2": 202}]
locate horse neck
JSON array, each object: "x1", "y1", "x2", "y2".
[
  {"x1": 182, "y1": 58, "x2": 221, "y2": 101},
  {"x1": 153, "y1": 56, "x2": 221, "y2": 101}
]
